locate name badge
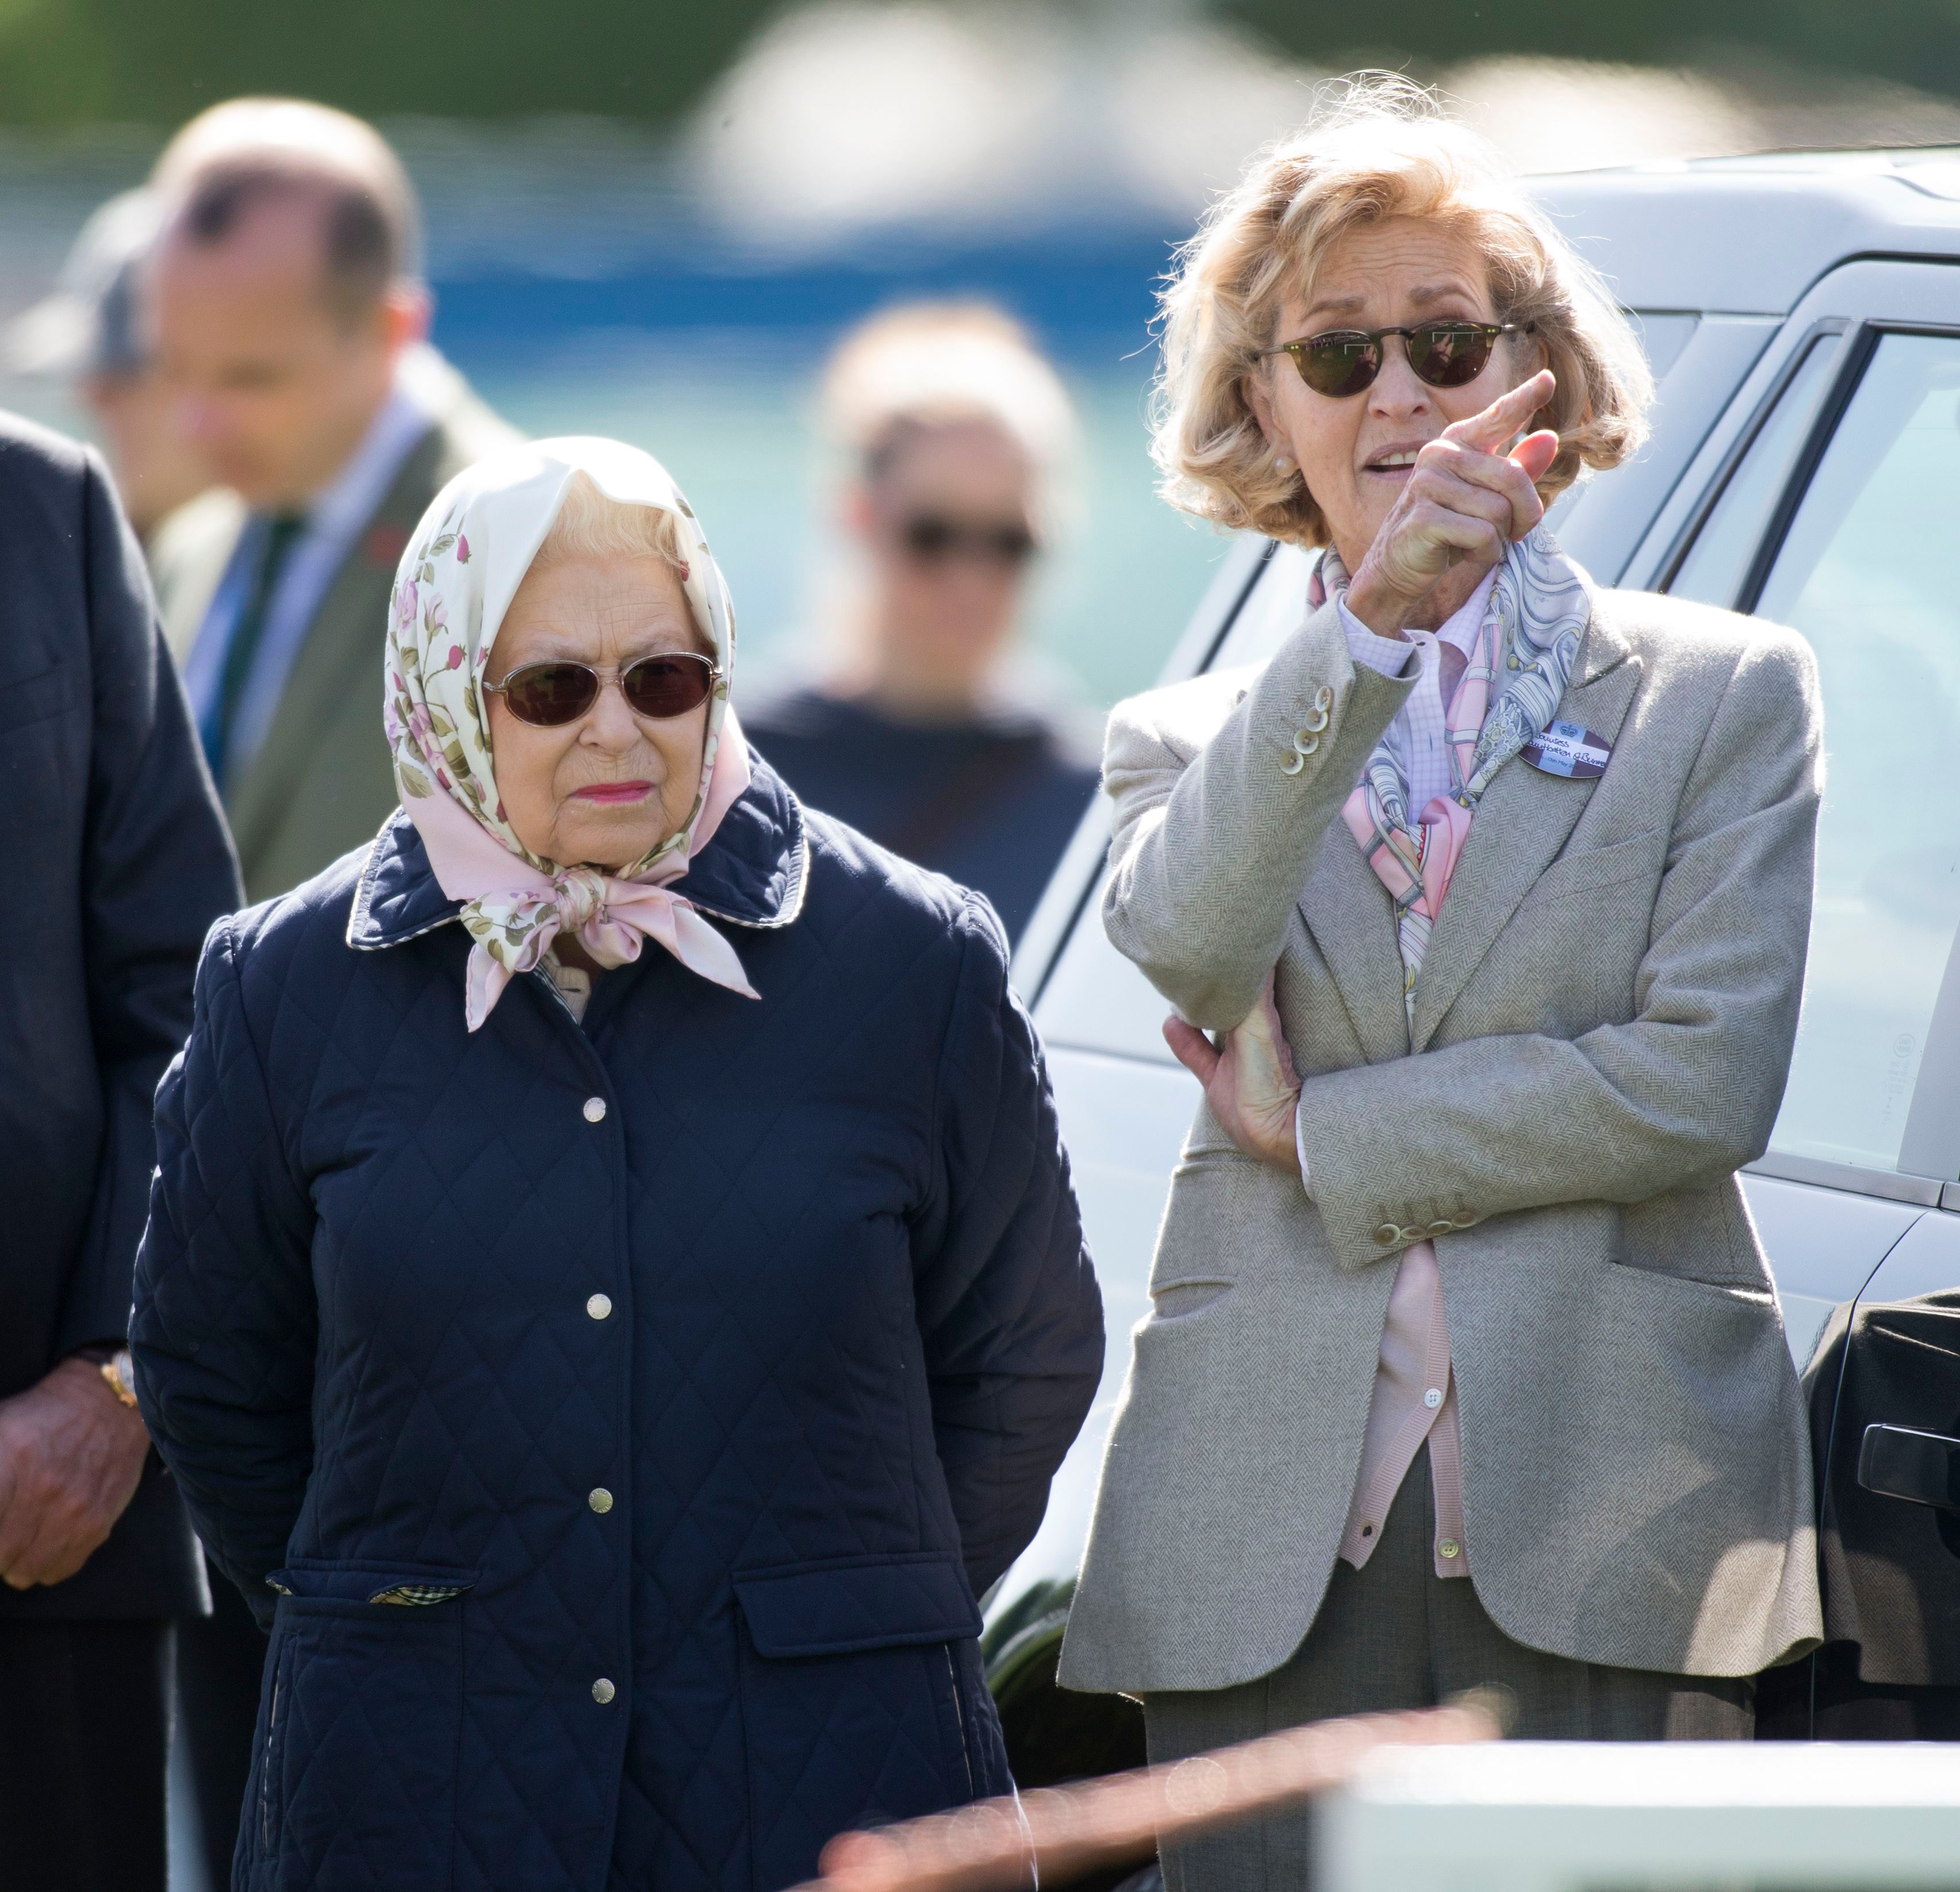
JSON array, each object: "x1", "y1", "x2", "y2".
[{"x1": 1522, "y1": 720, "x2": 1612, "y2": 780}]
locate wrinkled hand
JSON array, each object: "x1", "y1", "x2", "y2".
[
  {"x1": 1163, "y1": 976, "x2": 1302, "y2": 1175},
  {"x1": 0, "y1": 1357, "x2": 151, "y2": 1588},
  {"x1": 1346, "y1": 370, "x2": 1560, "y2": 637}
]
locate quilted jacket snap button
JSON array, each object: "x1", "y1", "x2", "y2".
[
  {"x1": 586, "y1": 1293, "x2": 612, "y2": 1321},
  {"x1": 588, "y1": 1487, "x2": 613, "y2": 1514},
  {"x1": 582, "y1": 1096, "x2": 607, "y2": 1124},
  {"x1": 592, "y1": 1677, "x2": 616, "y2": 1705}
]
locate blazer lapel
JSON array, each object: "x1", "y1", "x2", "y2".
[
  {"x1": 1409, "y1": 603, "x2": 1644, "y2": 1053},
  {"x1": 226, "y1": 426, "x2": 443, "y2": 871},
  {"x1": 1298, "y1": 819, "x2": 1411, "y2": 1064}
]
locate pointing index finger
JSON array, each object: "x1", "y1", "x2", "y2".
[{"x1": 1441, "y1": 369, "x2": 1555, "y2": 455}]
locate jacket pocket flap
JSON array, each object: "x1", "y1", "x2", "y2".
[
  {"x1": 1529, "y1": 825, "x2": 1667, "y2": 900},
  {"x1": 735, "y1": 1555, "x2": 979, "y2": 1657},
  {"x1": 267, "y1": 1560, "x2": 480, "y2": 1606}
]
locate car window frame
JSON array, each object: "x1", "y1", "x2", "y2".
[
  {"x1": 1723, "y1": 319, "x2": 1960, "y2": 1193},
  {"x1": 1651, "y1": 317, "x2": 1852, "y2": 602}
]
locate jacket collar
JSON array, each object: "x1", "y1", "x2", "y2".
[{"x1": 347, "y1": 751, "x2": 810, "y2": 950}]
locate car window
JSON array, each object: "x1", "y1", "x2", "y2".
[
  {"x1": 1752, "y1": 331, "x2": 1960, "y2": 1173},
  {"x1": 1668, "y1": 331, "x2": 1846, "y2": 609}
]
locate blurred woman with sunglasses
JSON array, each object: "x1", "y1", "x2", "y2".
[
  {"x1": 131, "y1": 436, "x2": 1102, "y2": 1892},
  {"x1": 1058, "y1": 77, "x2": 1824, "y2": 1889},
  {"x1": 744, "y1": 303, "x2": 1099, "y2": 941}
]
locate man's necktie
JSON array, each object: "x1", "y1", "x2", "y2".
[{"x1": 204, "y1": 511, "x2": 306, "y2": 792}]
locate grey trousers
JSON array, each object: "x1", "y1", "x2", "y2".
[{"x1": 1143, "y1": 1446, "x2": 1752, "y2": 1892}]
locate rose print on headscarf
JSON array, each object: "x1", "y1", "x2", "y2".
[{"x1": 382, "y1": 437, "x2": 757, "y2": 1030}]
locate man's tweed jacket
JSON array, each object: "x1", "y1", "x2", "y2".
[
  {"x1": 149, "y1": 373, "x2": 517, "y2": 903},
  {"x1": 1058, "y1": 582, "x2": 1826, "y2": 1697}
]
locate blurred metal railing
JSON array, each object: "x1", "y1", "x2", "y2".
[{"x1": 794, "y1": 1697, "x2": 1503, "y2": 1892}]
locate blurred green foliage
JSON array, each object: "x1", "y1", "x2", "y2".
[
  {"x1": 0, "y1": 0, "x2": 1953, "y2": 128},
  {"x1": 0, "y1": 0, "x2": 780, "y2": 125},
  {"x1": 1225, "y1": 0, "x2": 1960, "y2": 103}
]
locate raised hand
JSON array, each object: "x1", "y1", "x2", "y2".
[
  {"x1": 1162, "y1": 974, "x2": 1303, "y2": 1175},
  {"x1": 1345, "y1": 369, "x2": 1559, "y2": 636}
]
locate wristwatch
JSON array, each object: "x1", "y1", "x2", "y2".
[
  {"x1": 100, "y1": 1348, "x2": 139, "y2": 1409},
  {"x1": 71, "y1": 1342, "x2": 139, "y2": 1409}
]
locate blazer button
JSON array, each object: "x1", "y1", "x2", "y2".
[
  {"x1": 1399, "y1": 1225, "x2": 1424, "y2": 1243},
  {"x1": 1374, "y1": 1223, "x2": 1400, "y2": 1246},
  {"x1": 592, "y1": 1678, "x2": 616, "y2": 1705},
  {"x1": 1292, "y1": 729, "x2": 1322, "y2": 753},
  {"x1": 582, "y1": 1096, "x2": 607, "y2": 1124},
  {"x1": 1313, "y1": 685, "x2": 1333, "y2": 712},
  {"x1": 1427, "y1": 1219, "x2": 1455, "y2": 1237},
  {"x1": 1452, "y1": 1212, "x2": 1479, "y2": 1229}
]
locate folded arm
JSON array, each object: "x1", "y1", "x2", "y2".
[{"x1": 1102, "y1": 598, "x2": 1413, "y2": 1033}]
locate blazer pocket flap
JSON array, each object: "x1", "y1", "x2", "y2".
[
  {"x1": 267, "y1": 1560, "x2": 480, "y2": 1606},
  {"x1": 1529, "y1": 825, "x2": 1667, "y2": 900},
  {"x1": 735, "y1": 1555, "x2": 980, "y2": 1658}
]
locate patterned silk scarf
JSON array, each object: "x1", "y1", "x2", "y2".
[
  {"x1": 384, "y1": 437, "x2": 759, "y2": 1031},
  {"x1": 1311, "y1": 525, "x2": 1595, "y2": 1023}
]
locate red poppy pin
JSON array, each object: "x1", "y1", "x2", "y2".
[{"x1": 363, "y1": 523, "x2": 412, "y2": 570}]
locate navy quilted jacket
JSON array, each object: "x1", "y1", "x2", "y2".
[{"x1": 132, "y1": 759, "x2": 1102, "y2": 1892}]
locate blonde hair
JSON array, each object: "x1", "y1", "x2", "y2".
[
  {"x1": 1154, "y1": 72, "x2": 1653, "y2": 547},
  {"x1": 822, "y1": 302, "x2": 1075, "y2": 494}
]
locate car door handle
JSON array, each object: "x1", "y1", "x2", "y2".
[{"x1": 1858, "y1": 1423, "x2": 1960, "y2": 1511}]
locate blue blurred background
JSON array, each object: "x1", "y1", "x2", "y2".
[{"x1": 6, "y1": 0, "x2": 1959, "y2": 716}]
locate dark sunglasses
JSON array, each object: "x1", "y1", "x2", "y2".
[
  {"x1": 899, "y1": 513, "x2": 1038, "y2": 568},
  {"x1": 484, "y1": 651, "x2": 719, "y2": 728},
  {"x1": 1256, "y1": 321, "x2": 1534, "y2": 400}
]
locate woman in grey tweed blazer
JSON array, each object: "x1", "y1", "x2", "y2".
[{"x1": 1057, "y1": 78, "x2": 1824, "y2": 1891}]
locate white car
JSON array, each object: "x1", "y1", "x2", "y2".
[{"x1": 984, "y1": 146, "x2": 1960, "y2": 1776}]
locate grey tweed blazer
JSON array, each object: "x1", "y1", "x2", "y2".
[{"x1": 1057, "y1": 584, "x2": 1825, "y2": 1697}]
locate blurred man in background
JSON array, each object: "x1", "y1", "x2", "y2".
[
  {"x1": 744, "y1": 304, "x2": 1099, "y2": 941},
  {"x1": 147, "y1": 96, "x2": 519, "y2": 904},
  {"x1": 2, "y1": 188, "x2": 214, "y2": 539}
]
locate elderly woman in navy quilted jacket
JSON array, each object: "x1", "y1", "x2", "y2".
[{"x1": 131, "y1": 437, "x2": 1103, "y2": 1892}]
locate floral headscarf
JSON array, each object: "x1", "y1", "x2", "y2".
[{"x1": 385, "y1": 436, "x2": 758, "y2": 1030}]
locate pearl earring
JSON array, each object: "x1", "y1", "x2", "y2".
[{"x1": 1274, "y1": 455, "x2": 1294, "y2": 474}]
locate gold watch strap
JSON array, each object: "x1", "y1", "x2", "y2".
[{"x1": 100, "y1": 1349, "x2": 139, "y2": 1410}]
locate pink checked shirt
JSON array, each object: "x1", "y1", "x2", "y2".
[{"x1": 1302, "y1": 573, "x2": 1498, "y2": 1581}]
